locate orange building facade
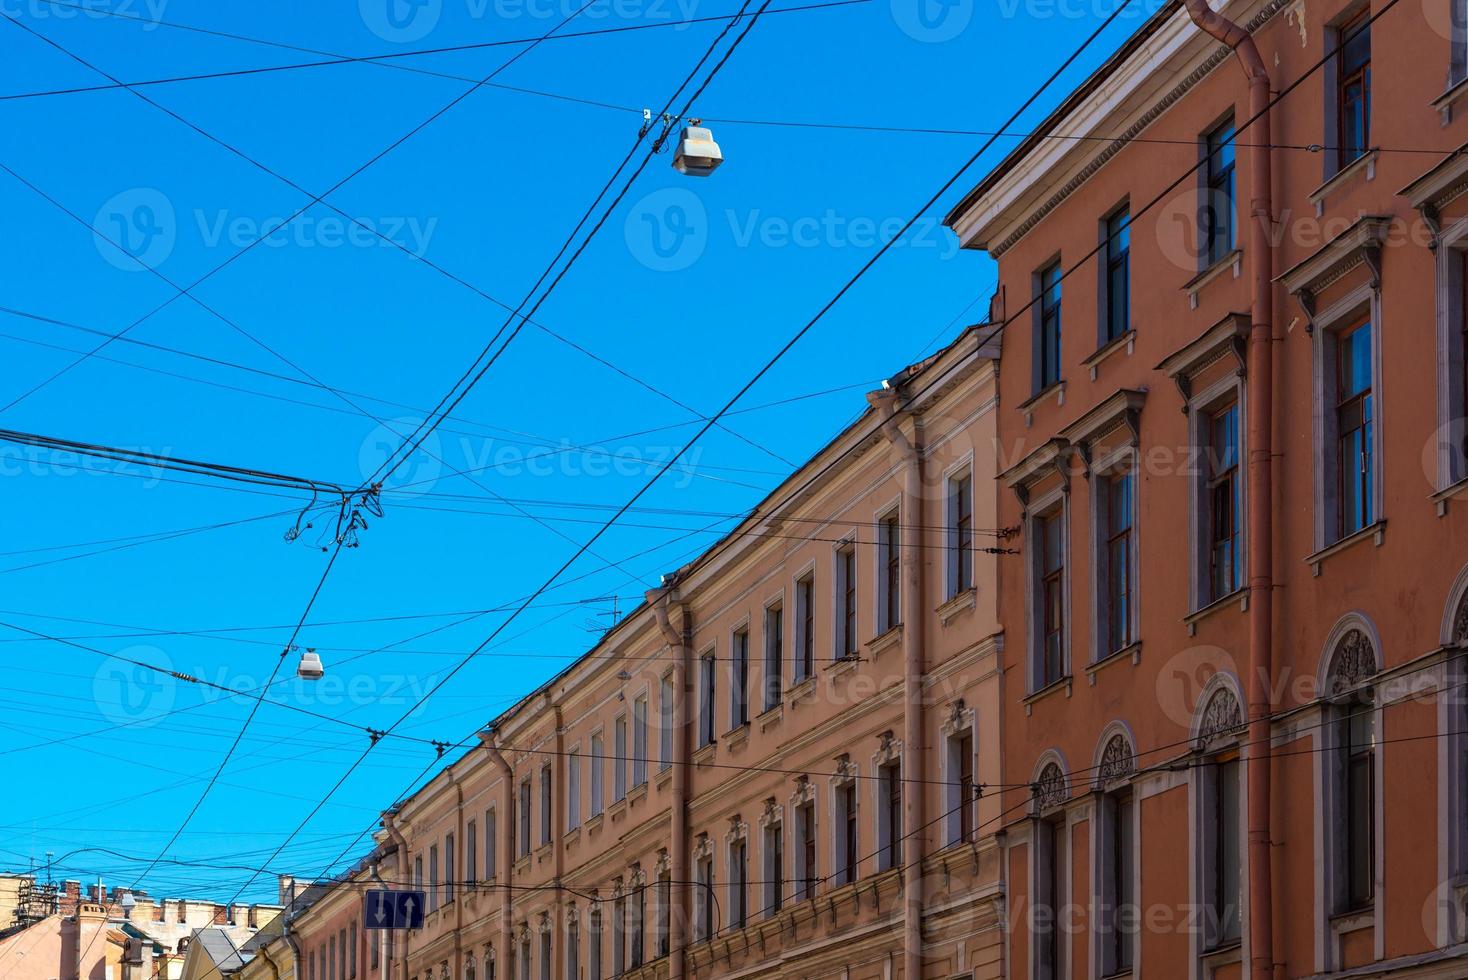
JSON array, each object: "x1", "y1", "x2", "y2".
[
  {"x1": 945, "y1": 0, "x2": 1468, "y2": 977},
  {"x1": 286, "y1": 331, "x2": 1008, "y2": 980}
]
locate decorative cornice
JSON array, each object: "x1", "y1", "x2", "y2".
[{"x1": 1155, "y1": 311, "x2": 1249, "y2": 411}]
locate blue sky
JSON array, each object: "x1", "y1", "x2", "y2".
[{"x1": 0, "y1": 0, "x2": 1153, "y2": 903}]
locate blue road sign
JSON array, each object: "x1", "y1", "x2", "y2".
[{"x1": 363, "y1": 889, "x2": 426, "y2": 930}]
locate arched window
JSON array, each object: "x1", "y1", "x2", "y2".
[
  {"x1": 1195, "y1": 683, "x2": 1244, "y2": 952},
  {"x1": 1031, "y1": 758, "x2": 1068, "y2": 980},
  {"x1": 1453, "y1": 589, "x2": 1468, "y2": 647},
  {"x1": 1325, "y1": 627, "x2": 1379, "y2": 915}
]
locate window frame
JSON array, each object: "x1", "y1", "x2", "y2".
[
  {"x1": 762, "y1": 601, "x2": 784, "y2": 711},
  {"x1": 1330, "y1": 9, "x2": 1372, "y2": 174},
  {"x1": 1201, "y1": 117, "x2": 1237, "y2": 269},
  {"x1": 876, "y1": 507, "x2": 901, "y2": 634},
  {"x1": 1090, "y1": 454, "x2": 1138, "y2": 661},
  {"x1": 946, "y1": 468, "x2": 976, "y2": 600},
  {"x1": 632, "y1": 693, "x2": 649, "y2": 788},
  {"x1": 589, "y1": 731, "x2": 605, "y2": 817},
  {"x1": 1311, "y1": 287, "x2": 1383, "y2": 550},
  {"x1": 1026, "y1": 493, "x2": 1070, "y2": 692},
  {"x1": 729, "y1": 626, "x2": 750, "y2": 729},
  {"x1": 698, "y1": 650, "x2": 717, "y2": 748},
  {"x1": 794, "y1": 571, "x2": 816, "y2": 682},
  {"x1": 1099, "y1": 203, "x2": 1131, "y2": 346},
  {"x1": 1033, "y1": 259, "x2": 1064, "y2": 392}
]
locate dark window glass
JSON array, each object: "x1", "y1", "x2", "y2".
[
  {"x1": 699, "y1": 654, "x2": 716, "y2": 747},
  {"x1": 1207, "y1": 404, "x2": 1242, "y2": 601},
  {"x1": 797, "y1": 576, "x2": 815, "y2": 679},
  {"x1": 1341, "y1": 700, "x2": 1376, "y2": 910},
  {"x1": 1204, "y1": 120, "x2": 1237, "y2": 266},
  {"x1": 881, "y1": 512, "x2": 901, "y2": 631},
  {"x1": 1104, "y1": 209, "x2": 1131, "y2": 343},
  {"x1": 1038, "y1": 262, "x2": 1063, "y2": 388},
  {"x1": 838, "y1": 547, "x2": 857, "y2": 659},
  {"x1": 954, "y1": 473, "x2": 974, "y2": 593},
  {"x1": 732, "y1": 629, "x2": 749, "y2": 727},
  {"x1": 1337, "y1": 13, "x2": 1371, "y2": 166},
  {"x1": 1210, "y1": 757, "x2": 1242, "y2": 946},
  {"x1": 842, "y1": 783, "x2": 858, "y2": 884},
  {"x1": 1107, "y1": 794, "x2": 1135, "y2": 973},
  {"x1": 799, "y1": 802, "x2": 817, "y2": 900},
  {"x1": 769, "y1": 824, "x2": 784, "y2": 913},
  {"x1": 732, "y1": 838, "x2": 748, "y2": 929},
  {"x1": 1040, "y1": 513, "x2": 1065, "y2": 685},
  {"x1": 1105, "y1": 471, "x2": 1134, "y2": 654},
  {"x1": 1336, "y1": 321, "x2": 1374, "y2": 537},
  {"x1": 764, "y1": 606, "x2": 783, "y2": 709},
  {"x1": 957, "y1": 732, "x2": 975, "y2": 843},
  {"x1": 883, "y1": 762, "x2": 902, "y2": 870}
]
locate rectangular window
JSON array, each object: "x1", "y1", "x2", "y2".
[
  {"x1": 444, "y1": 833, "x2": 455, "y2": 905},
  {"x1": 1102, "y1": 470, "x2": 1135, "y2": 656},
  {"x1": 465, "y1": 821, "x2": 477, "y2": 891},
  {"x1": 1336, "y1": 320, "x2": 1375, "y2": 537},
  {"x1": 567, "y1": 921, "x2": 579, "y2": 980},
  {"x1": 518, "y1": 779, "x2": 532, "y2": 857},
  {"x1": 763, "y1": 605, "x2": 783, "y2": 710},
  {"x1": 485, "y1": 809, "x2": 497, "y2": 879},
  {"x1": 730, "y1": 630, "x2": 749, "y2": 727},
  {"x1": 338, "y1": 930, "x2": 346, "y2": 980},
  {"x1": 567, "y1": 751, "x2": 581, "y2": 830},
  {"x1": 659, "y1": 675, "x2": 674, "y2": 772},
  {"x1": 879, "y1": 761, "x2": 902, "y2": 871},
  {"x1": 539, "y1": 931, "x2": 551, "y2": 980},
  {"x1": 590, "y1": 912, "x2": 602, "y2": 980},
  {"x1": 539, "y1": 765, "x2": 552, "y2": 846},
  {"x1": 590, "y1": 734, "x2": 605, "y2": 816},
  {"x1": 837, "y1": 781, "x2": 858, "y2": 885},
  {"x1": 632, "y1": 696, "x2": 648, "y2": 787},
  {"x1": 1205, "y1": 756, "x2": 1242, "y2": 948},
  {"x1": 329, "y1": 936, "x2": 336, "y2": 980},
  {"x1": 656, "y1": 873, "x2": 671, "y2": 956},
  {"x1": 1035, "y1": 818, "x2": 1063, "y2": 980},
  {"x1": 1336, "y1": 12, "x2": 1371, "y2": 168},
  {"x1": 796, "y1": 801, "x2": 817, "y2": 901},
  {"x1": 698, "y1": 653, "x2": 716, "y2": 748},
  {"x1": 948, "y1": 472, "x2": 975, "y2": 598},
  {"x1": 613, "y1": 716, "x2": 628, "y2": 802},
  {"x1": 349, "y1": 923, "x2": 358, "y2": 979},
  {"x1": 612, "y1": 895, "x2": 625, "y2": 974},
  {"x1": 956, "y1": 731, "x2": 975, "y2": 844},
  {"x1": 1103, "y1": 207, "x2": 1131, "y2": 343},
  {"x1": 428, "y1": 845, "x2": 439, "y2": 912},
  {"x1": 1037, "y1": 261, "x2": 1063, "y2": 390},
  {"x1": 695, "y1": 853, "x2": 714, "y2": 941},
  {"x1": 1039, "y1": 511, "x2": 1066, "y2": 686},
  {"x1": 1206, "y1": 403, "x2": 1242, "y2": 603},
  {"x1": 630, "y1": 877, "x2": 645, "y2": 967},
  {"x1": 764, "y1": 822, "x2": 784, "y2": 916},
  {"x1": 1203, "y1": 119, "x2": 1237, "y2": 267},
  {"x1": 795, "y1": 575, "x2": 815, "y2": 681},
  {"x1": 1101, "y1": 792, "x2": 1135, "y2": 975},
  {"x1": 1339, "y1": 700, "x2": 1376, "y2": 911},
  {"x1": 878, "y1": 511, "x2": 901, "y2": 633},
  {"x1": 730, "y1": 837, "x2": 748, "y2": 930},
  {"x1": 835, "y1": 545, "x2": 857, "y2": 660}
]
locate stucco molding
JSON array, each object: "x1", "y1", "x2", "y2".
[
  {"x1": 1031, "y1": 751, "x2": 1071, "y2": 815},
  {"x1": 1444, "y1": 564, "x2": 1468, "y2": 647},
  {"x1": 1090, "y1": 721, "x2": 1138, "y2": 791}
]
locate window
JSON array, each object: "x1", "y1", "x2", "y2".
[
  {"x1": 485, "y1": 809, "x2": 497, "y2": 879},
  {"x1": 629, "y1": 878, "x2": 645, "y2": 967},
  {"x1": 659, "y1": 675, "x2": 673, "y2": 772},
  {"x1": 730, "y1": 835, "x2": 748, "y2": 930},
  {"x1": 1335, "y1": 319, "x2": 1375, "y2": 537},
  {"x1": 612, "y1": 893, "x2": 625, "y2": 973},
  {"x1": 763, "y1": 605, "x2": 783, "y2": 710},
  {"x1": 1099, "y1": 470, "x2": 1135, "y2": 656},
  {"x1": 695, "y1": 852, "x2": 714, "y2": 941},
  {"x1": 877, "y1": 511, "x2": 901, "y2": 633},
  {"x1": 1036, "y1": 260, "x2": 1063, "y2": 390},
  {"x1": 730, "y1": 630, "x2": 749, "y2": 728},
  {"x1": 540, "y1": 765, "x2": 553, "y2": 846},
  {"x1": 946, "y1": 729, "x2": 975, "y2": 846},
  {"x1": 878, "y1": 760, "x2": 902, "y2": 871},
  {"x1": 947, "y1": 471, "x2": 975, "y2": 598},
  {"x1": 1203, "y1": 755, "x2": 1242, "y2": 948},
  {"x1": 466, "y1": 821, "x2": 478, "y2": 890},
  {"x1": 567, "y1": 752, "x2": 580, "y2": 830},
  {"x1": 698, "y1": 652, "x2": 716, "y2": 748},
  {"x1": 567, "y1": 918, "x2": 579, "y2": 980},
  {"x1": 1336, "y1": 12, "x2": 1371, "y2": 168},
  {"x1": 632, "y1": 695, "x2": 648, "y2": 787},
  {"x1": 429, "y1": 845, "x2": 439, "y2": 912},
  {"x1": 1099, "y1": 791, "x2": 1135, "y2": 975},
  {"x1": 1202, "y1": 118, "x2": 1236, "y2": 268},
  {"x1": 1038, "y1": 510, "x2": 1066, "y2": 687},
  {"x1": 518, "y1": 779, "x2": 532, "y2": 857},
  {"x1": 445, "y1": 833, "x2": 456, "y2": 905},
  {"x1": 1102, "y1": 207, "x2": 1131, "y2": 343},
  {"x1": 763, "y1": 820, "x2": 784, "y2": 916},
  {"x1": 589, "y1": 909, "x2": 602, "y2": 980},
  {"x1": 519, "y1": 934, "x2": 530, "y2": 980},
  {"x1": 613, "y1": 716, "x2": 628, "y2": 803},
  {"x1": 835, "y1": 545, "x2": 857, "y2": 660},
  {"x1": 1034, "y1": 817, "x2": 1065, "y2": 980},
  {"x1": 835, "y1": 777, "x2": 858, "y2": 886},
  {"x1": 796, "y1": 800, "x2": 817, "y2": 901},
  {"x1": 656, "y1": 871, "x2": 671, "y2": 956},
  {"x1": 795, "y1": 574, "x2": 815, "y2": 681},
  {"x1": 1205, "y1": 403, "x2": 1242, "y2": 602},
  {"x1": 338, "y1": 930, "x2": 346, "y2": 980},
  {"x1": 350, "y1": 923, "x2": 359, "y2": 979},
  {"x1": 539, "y1": 931, "x2": 551, "y2": 980},
  {"x1": 329, "y1": 935, "x2": 336, "y2": 980},
  {"x1": 590, "y1": 734, "x2": 605, "y2": 816},
  {"x1": 1337, "y1": 696, "x2": 1376, "y2": 911}
]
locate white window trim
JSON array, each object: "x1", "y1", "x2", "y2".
[
  {"x1": 1433, "y1": 216, "x2": 1468, "y2": 492},
  {"x1": 941, "y1": 704, "x2": 978, "y2": 847},
  {"x1": 871, "y1": 737, "x2": 904, "y2": 872},
  {"x1": 631, "y1": 690, "x2": 649, "y2": 788},
  {"x1": 759, "y1": 801, "x2": 785, "y2": 917},
  {"x1": 567, "y1": 745, "x2": 581, "y2": 831},
  {"x1": 589, "y1": 729, "x2": 605, "y2": 817},
  {"x1": 829, "y1": 759, "x2": 859, "y2": 886}
]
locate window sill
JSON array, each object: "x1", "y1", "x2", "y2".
[
  {"x1": 757, "y1": 703, "x2": 784, "y2": 732},
  {"x1": 514, "y1": 855, "x2": 531, "y2": 875},
  {"x1": 723, "y1": 723, "x2": 750, "y2": 750},
  {"x1": 1432, "y1": 75, "x2": 1468, "y2": 123},
  {"x1": 1330, "y1": 907, "x2": 1374, "y2": 932},
  {"x1": 1306, "y1": 519, "x2": 1386, "y2": 577},
  {"x1": 937, "y1": 588, "x2": 977, "y2": 626},
  {"x1": 1018, "y1": 380, "x2": 1066, "y2": 420},
  {"x1": 585, "y1": 813, "x2": 604, "y2": 834},
  {"x1": 655, "y1": 765, "x2": 672, "y2": 790},
  {"x1": 1183, "y1": 249, "x2": 1243, "y2": 309},
  {"x1": 628, "y1": 782, "x2": 649, "y2": 804},
  {"x1": 1200, "y1": 940, "x2": 1242, "y2": 972},
  {"x1": 1080, "y1": 328, "x2": 1136, "y2": 381},
  {"x1": 1432, "y1": 475, "x2": 1468, "y2": 517},
  {"x1": 608, "y1": 797, "x2": 629, "y2": 821},
  {"x1": 1085, "y1": 642, "x2": 1140, "y2": 684},
  {"x1": 564, "y1": 827, "x2": 581, "y2": 848},
  {"x1": 692, "y1": 742, "x2": 717, "y2": 766},
  {"x1": 535, "y1": 842, "x2": 552, "y2": 864},
  {"x1": 785, "y1": 675, "x2": 817, "y2": 706},
  {"x1": 824, "y1": 655, "x2": 859, "y2": 678},
  {"x1": 1308, "y1": 148, "x2": 1378, "y2": 214},
  {"x1": 1184, "y1": 588, "x2": 1247, "y2": 637},
  {"x1": 867, "y1": 624, "x2": 902, "y2": 658},
  {"x1": 1022, "y1": 675, "x2": 1072, "y2": 715}
]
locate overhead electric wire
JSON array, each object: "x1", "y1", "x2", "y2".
[{"x1": 0, "y1": 509, "x2": 296, "y2": 575}]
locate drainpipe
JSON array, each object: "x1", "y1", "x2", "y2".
[
  {"x1": 482, "y1": 727, "x2": 516, "y2": 975},
  {"x1": 552, "y1": 701, "x2": 566, "y2": 980},
  {"x1": 384, "y1": 816, "x2": 411, "y2": 980},
  {"x1": 867, "y1": 385, "x2": 925, "y2": 980},
  {"x1": 1179, "y1": 5, "x2": 1275, "y2": 978},
  {"x1": 647, "y1": 585, "x2": 689, "y2": 980},
  {"x1": 450, "y1": 772, "x2": 465, "y2": 980}
]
